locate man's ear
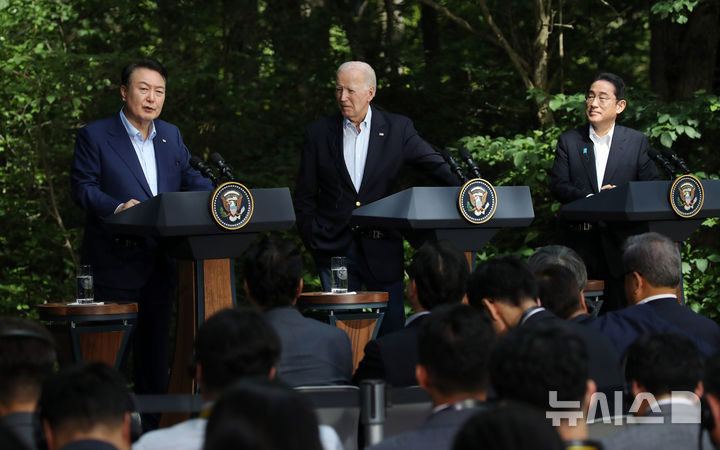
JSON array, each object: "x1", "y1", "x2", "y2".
[
  {"x1": 631, "y1": 380, "x2": 644, "y2": 397},
  {"x1": 43, "y1": 420, "x2": 56, "y2": 450},
  {"x1": 615, "y1": 99, "x2": 627, "y2": 115},
  {"x1": 268, "y1": 366, "x2": 277, "y2": 380},
  {"x1": 482, "y1": 298, "x2": 501, "y2": 322},
  {"x1": 695, "y1": 380, "x2": 705, "y2": 399},
  {"x1": 122, "y1": 412, "x2": 132, "y2": 445},
  {"x1": 583, "y1": 380, "x2": 597, "y2": 413},
  {"x1": 415, "y1": 364, "x2": 430, "y2": 390},
  {"x1": 292, "y1": 278, "x2": 304, "y2": 306}
]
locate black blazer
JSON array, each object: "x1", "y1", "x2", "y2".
[
  {"x1": 294, "y1": 108, "x2": 457, "y2": 281},
  {"x1": 549, "y1": 124, "x2": 658, "y2": 204}
]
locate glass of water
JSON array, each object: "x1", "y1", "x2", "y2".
[
  {"x1": 76, "y1": 265, "x2": 94, "y2": 304},
  {"x1": 330, "y1": 256, "x2": 348, "y2": 294}
]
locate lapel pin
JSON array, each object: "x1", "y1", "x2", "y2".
[
  {"x1": 379, "y1": 132, "x2": 384, "y2": 136},
  {"x1": 162, "y1": 139, "x2": 167, "y2": 143},
  {"x1": 583, "y1": 147, "x2": 587, "y2": 154}
]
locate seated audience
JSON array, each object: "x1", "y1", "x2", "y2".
[
  {"x1": 243, "y1": 238, "x2": 353, "y2": 386},
  {"x1": 203, "y1": 378, "x2": 324, "y2": 450},
  {"x1": 489, "y1": 322, "x2": 596, "y2": 444},
  {"x1": 588, "y1": 232, "x2": 720, "y2": 357},
  {"x1": 467, "y1": 256, "x2": 622, "y2": 397},
  {"x1": 354, "y1": 240, "x2": 469, "y2": 386},
  {"x1": 38, "y1": 362, "x2": 135, "y2": 450},
  {"x1": 452, "y1": 403, "x2": 565, "y2": 450},
  {"x1": 368, "y1": 304, "x2": 495, "y2": 449},
  {"x1": 600, "y1": 332, "x2": 713, "y2": 449},
  {"x1": 0, "y1": 317, "x2": 57, "y2": 450}
]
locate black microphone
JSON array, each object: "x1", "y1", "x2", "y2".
[
  {"x1": 648, "y1": 148, "x2": 677, "y2": 178},
  {"x1": 441, "y1": 148, "x2": 468, "y2": 183},
  {"x1": 209, "y1": 152, "x2": 236, "y2": 181},
  {"x1": 657, "y1": 147, "x2": 690, "y2": 174},
  {"x1": 189, "y1": 156, "x2": 219, "y2": 187},
  {"x1": 458, "y1": 147, "x2": 482, "y2": 179}
]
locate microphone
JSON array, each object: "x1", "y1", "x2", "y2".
[
  {"x1": 209, "y1": 152, "x2": 236, "y2": 181},
  {"x1": 441, "y1": 148, "x2": 468, "y2": 184},
  {"x1": 648, "y1": 148, "x2": 677, "y2": 178},
  {"x1": 189, "y1": 156, "x2": 219, "y2": 187},
  {"x1": 458, "y1": 147, "x2": 482, "y2": 179},
  {"x1": 657, "y1": 147, "x2": 690, "y2": 174}
]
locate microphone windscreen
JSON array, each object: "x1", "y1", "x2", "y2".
[
  {"x1": 209, "y1": 152, "x2": 224, "y2": 165},
  {"x1": 189, "y1": 155, "x2": 203, "y2": 169},
  {"x1": 459, "y1": 147, "x2": 473, "y2": 160}
]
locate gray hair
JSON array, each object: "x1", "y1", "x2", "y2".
[
  {"x1": 337, "y1": 61, "x2": 376, "y2": 91},
  {"x1": 528, "y1": 245, "x2": 588, "y2": 290},
  {"x1": 622, "y1": 232, "x2": 681, "y2": 288}
]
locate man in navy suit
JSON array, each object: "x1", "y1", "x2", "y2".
[
  {"x1": 294, "y1": 61, "x2": 458, "y2": 334},
  {"x1": 70, "y1": 58, "x2": 213, "y2": 411},
  {"x1": 549, "y1": 73, "x2": 658, "y2": 311}
]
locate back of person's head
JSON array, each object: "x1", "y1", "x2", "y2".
[
  {"x1": 408, "y1": 240, "x2": 469, "y2": 310},
  {"x1": 528, "y1": 245, "x2": 587, "y2": 291},
  {"x1": 0, "y1": 316, "x2": 56, "y2": 410},
  {"x1": 467, "y1": 256, "x2": 538, "y2": 309},
  {"x1": 534, "y1": 264, "x2": 583, "y2": 320},
  {"x1": 203, "y1": 378, "x2": 322, "y2": 450},
  {"x1": 622, "y1": 232, "x2": 681, "y2": 289},
  {"x1": 38, "y1": 362, "x2": 134, "y2": 435},
  {"x1": 120, "y1": 58, "x2": 167, "y2": 86},
  {"x1": 490, "y1": 322, "x2": 588, "y2": 408},
  {"x1": 452, "y1": 402, "x2": 564, "y2": 450},
  {"x1": 593, "y1": 72, "x2": 626, "y2": 100},
  {"x1": 625, "y1": 332, "x2": 703, "y2": 396},
  {"x1": 418, "y1": 304, "x2": 495, "y2": 396},
  {"x1": 194, "y1": 308, "x2": 281, "y2": 392},
  {"x1": 242, "y1": 237, "x2": 303, "y2": 309}
]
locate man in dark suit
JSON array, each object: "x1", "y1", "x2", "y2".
[
  {"x1": 368, "y1": 304, "x2": 494, "y2": 450},
  {"x1": 70, "y1": 58, "x2": 213, "y2": 413},
  {"x1": 549, "y1": 73, "x2": 659, "y2": 311},
  {"x1": 467, "y1": 256, "x2": 623, "y2": 403},
  {"x1": 353, "y1": 240, "x2": 469, "y2": 386},
  {"x1": 243, "y1": 238, "x2": 353, "y2": 387},
  {"x1": 294, "y1": 61, "x2": 458, "y2": 335}
]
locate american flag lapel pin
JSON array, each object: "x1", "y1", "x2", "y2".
[{"x1": 379, "y1": 132, "x2": 384, "y2": 136}]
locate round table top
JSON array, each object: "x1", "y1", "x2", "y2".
[
  {"x1": 297, "y1": 291, "x2": 388, "y2": 306},
  {"x1": 37, "y1": 302, "x2": 138, "y2": 317}
]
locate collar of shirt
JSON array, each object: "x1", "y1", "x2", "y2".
[
  {"x1": 119, "y1": 108, "x2": 156, "y2": 142},
  {"x1": 520, "y1": 306, "x2": 546, "y2": 325},
  {"x1": 589, "y1": 123, "x2": 615, "y2": 189},
  {"x1": 432, "y1": 399, "x2": 479, "y2": 414},
  {"x1": 342, "y1": 106, "x2": 372, "y2": 192},
  {"x1": 637, "y1": 293, "x2": 678, "y2": 305},
  {"x1": 589, "y1": 122, "x2": 615, "y2": 145},
  {"x1": 405, "y1": 310, "x2": 430, "y2": 327},
  {"x1": 119, "y1": 109, "x2": 158, "y2": 196}
]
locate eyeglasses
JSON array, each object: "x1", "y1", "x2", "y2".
[{"x1": 585, "y1": 94, "x2": 616, "y2": 105}]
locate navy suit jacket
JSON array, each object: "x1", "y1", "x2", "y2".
[
  {"x1": 265, "y1": 307, "x2": 353, "y2": 387},
  {"x1": 353, "y1": 314, "x2": 427, "y2": 386},
  {"x1": 294, "y1": 108, "x2": 457, "y2": 281},
  {"x1": 550, "y1": 124, "x2": 658, "y2": 204},
  {"x1": 70, "y1": 113, "x2": 212, "y2": 290}
]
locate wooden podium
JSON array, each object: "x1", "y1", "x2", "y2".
[{"x1": 297, "y1": 291, "x2": 388, "y2": 372}]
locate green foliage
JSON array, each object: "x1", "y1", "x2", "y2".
[{"x1": 651, "y1": 0, "x2": 701, "y2": 24}]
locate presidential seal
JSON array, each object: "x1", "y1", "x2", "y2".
[
  {"x1": 210, "y1": 182, "x2": 254, "y2": 230},
  {"x1": 670, "y1": 174, "x2": 704, "y2": 218},
  {"x1": 458, "y1": 178, "x2": 498, "y2": 224}
]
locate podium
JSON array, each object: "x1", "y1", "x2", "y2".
[
  {"x1": 105, "y1": 188, "x2": 295, "y2": 400},
  {"x1": 560, "y1": 180, "x2": 720, "y2": 242},
  {"x1": 351, "y1": 186, "x2": 535, "y2": 250}
]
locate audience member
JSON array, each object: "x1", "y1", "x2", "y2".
[
  {"x1": 490, "y1": 322, "x2": 596, "y2": 443},
  {"x1": 467, "y1": 256, "x2": 622, "y2": 397},
  {"x1": 368, "y1": 304, "x2": 495, "y2": 449},
  {"x1": 203, "y1": 378, "x2": 323, "y2": 450},
  {"x1": 589, "y1": 232, "x2": 720, "y2": 357},
  {"x1": 452, "y1": 403, "x2": 565, "y2": 450},
  {"x1": 600, "y1": 333, "x2": 712, "y2": 449},
  {"x1": 243, "y1": 238, "x2": 353, "y2": 386},
  {"x1": 701, "y1": 349, "x2": 720, "y2": 447},
  {"x1": 354, "y1": 240, "x2": 469, "y2": 386},
  {"x1": 38, "y1": 362, "x2": 135, "y2": 450},
  {"x1": 0, "y1": 317, "x2": 57, "y2": 450}
]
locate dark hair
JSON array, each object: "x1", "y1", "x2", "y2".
[
  {"x1": 38, "y1": 362, "x2": 134, "y2": 431},
  {"x1": 534, "y1": 264, "x2": 583, "y2": 320},
  {"x1": 204, "y1": 378, "x2": 323, "y2": 450},
  {"x1": 408, "y1": 241, "x2": 469, "y2": 310},
  {"x1": 120, "y1": 58, "x2": 168, "y2": 87},
  {"x1": 452, "y1": 402, "x2": 564, "y2": 450},
  {"x1": 528, "y1": 245, "x2": 587, "y2": 291},
  {"x1": 593, "y1": 72, "x2": 626, "y2": 100},
  {"x1": 195, "y1": 308, "x2": 281, "y2": 391},
  {"x1": 242, "y1": 238, "x2": 303, "y2": 309},
  {"x1": 419, "y1": 304, "x2": 495, "y2": 395},
  {"x1": 625, "y1": 333, "x2": 703, "y2": 396},
  {"x1": 0, "y1": 317, "x2": 56, "y2": 406},
  {"x1": 622, "y1": 232, "x2": 681, "y2": 288},
  {"x1": 490, "y1": 322, "x2": 588, "y2": 407},
  {"x1": 466, "y1": 256, "x2": 538, "y2": 309}
]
